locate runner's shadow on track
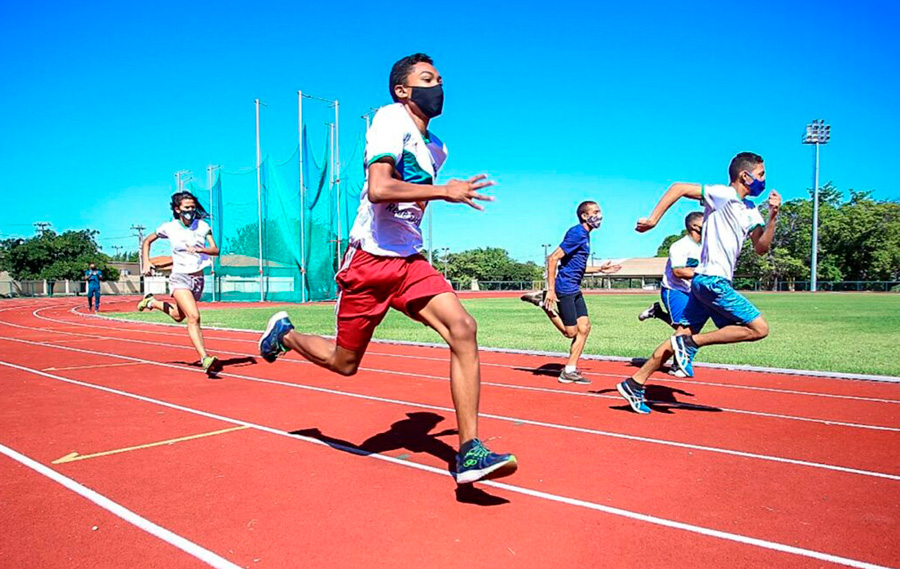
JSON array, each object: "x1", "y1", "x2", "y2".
[
  {"x1": 590, "y1": 385, "x2": 722, "y2": 414},
  {"x1": 292, "y1": 412, "x2": 510, "y2": 507},
  {"x1": 513, "y1": 363, "x2": 564, "y2": 378},
  {"x1": 176, "y1": 356, "x2": 258, "y2": 378}
]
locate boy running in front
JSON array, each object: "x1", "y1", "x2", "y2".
[
  {"x1": 521, "y1": 201, "x2": 621, "y2": 384},
  {"x1": 617, "y1": 152, "x2": 781, "y2": 414},
  {"x1": 258, "y1": 53, "x2": 517, "y2": 484}
]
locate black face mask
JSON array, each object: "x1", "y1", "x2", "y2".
[{"x1": 410, "y1": 84, "x2": 444, "y2": 118}]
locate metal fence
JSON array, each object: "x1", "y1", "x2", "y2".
[
  {"x1": 451, "y1": 278, "x2": 899, "y2": 293},
  {"x1": 733, "y1": 280, "x2": 900, "y2": 292},
  {"x1": 3, "y1": 277, "x2": 899, "y2": 298}
]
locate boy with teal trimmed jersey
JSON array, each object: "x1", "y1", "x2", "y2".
[
  {"x1": 259, "y1": 53, "x2": 517, "y2": 485},
  {"x1": 617, "y1": 152, "x2": 781, "y2": 414}
]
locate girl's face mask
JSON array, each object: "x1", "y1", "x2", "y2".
[{"x1": 179, "y1": 208, "x2": 197, "y2": 225}]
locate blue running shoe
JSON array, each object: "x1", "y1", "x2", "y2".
[
  {"x1": 670, "y1": 335, "x2": 698, "y2": 377},
  {"x1": 455, "y1": 439, "x2": 518, "y2": 484},
  {"x1": 259, "y1": 311, "x2": 294, "y2": 363},
  {"x1": 616, "y1": 380, "x2": 651, "y2": 414}
]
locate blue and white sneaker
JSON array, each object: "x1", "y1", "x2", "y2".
[
  {"x1": 455, "y1": 439, "x2": 518, "y2": 484},
  {"x1": 616, "y1": 380, "x2": 651, "y2": 414},
  {"x1": 259, "y1": 311, "x2": 294, "y2": 363},
  {"x1": 670, "y1": 335, "x2": 698, "y2": 377}
]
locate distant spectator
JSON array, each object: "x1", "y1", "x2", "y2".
[{"x1": 85, "y1": 263, "x2": 102, "y2": 311}]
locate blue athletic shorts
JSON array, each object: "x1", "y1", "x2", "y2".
[
  {"x1": 678, "y1": 274, "x2": 761, "y2": 330},
  {"x1": 660, "y1": 287, "x2": 690, "y2": 325}
]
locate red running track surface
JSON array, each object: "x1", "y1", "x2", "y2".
[{"x1": 0, "y1": 296, "x2": 898, "y2": 568}]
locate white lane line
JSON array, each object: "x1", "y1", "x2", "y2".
[
  {"x1": 50, "y1": 306, "x2": 900, "y2": 402},
  {"x1": 0, "y1": 442, "x2": 242, "y2": 569},
  {"x1": 44, "y1": 362, "x2": 146, "y2": 372},
  {"x1": 9, "y1": 314, "x2": 900, "y2": 433},
  {"x1": 0, "y1": 359, "x2": 892, "y2": 569},
  {"x1": 1, "y1": 334, "x2": 898, "y2": 482}
]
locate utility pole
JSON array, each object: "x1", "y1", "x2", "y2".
[
  {"x1": 131, "y1": 224, "x2": 146, "y2": 272},
  {"x1": 112, "y1": 245, "x2": 124, "y2": 260},
  {"x1": 34, "y1": 222, "x2": 51, "y2": 236},
  {"x1": 132, "y1": 224, "x2": 146, "y2": 294},
  {"x1": 802, "y1": 119, "x2": 831, "y2": 292}
]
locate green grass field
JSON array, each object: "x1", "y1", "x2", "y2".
[{"x1": 111, "y1": 292, "x2": 900, "y2": 377}]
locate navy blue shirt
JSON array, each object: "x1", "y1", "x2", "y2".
[
  {"x1": 555, "y1": 224, "x2": 590, "y2": 295},
  {"x1": 85, "y1": 269, "x2": 102, "y2": 290}
]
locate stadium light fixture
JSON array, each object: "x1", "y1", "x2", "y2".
[{"x1": 801, "y1": 119, "x2": 831, "y2": 292}]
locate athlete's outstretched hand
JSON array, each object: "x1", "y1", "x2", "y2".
[
  {"x1": 443, "y1": 175, "x2": 495, "y2": 211},
  {"x1": 767, "y1": 190, "x2": 781, "y2": 219},
  {"x1": 598, "y1": 261, "x2": 623, "y2": 274},
  {"x1": 635, "y1": 217, "x2": 657, "y2": 232},
  {"x1": 143, "y1": 261, "x2": 155, "y2": 276}
]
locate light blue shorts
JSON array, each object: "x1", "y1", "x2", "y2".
[
  {"x1": 678, "y1": 274, "x2": 761, "y2": 331},
  {"x1": 660, "y1": 287, "x2": 690, "y2": 325}
]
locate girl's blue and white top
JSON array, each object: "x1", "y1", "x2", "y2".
[
  {"x1": 349, "y1": 103, "x2": 448, "y2": 258},
  {"x1": 155, "y1": 219, "x2": 212, "y2": 274},
  {"x1": 662, "y1": 235, "x2": 702, "y2": 293},
  {"x1": 696, "y1": 184, "x2": 765, "y2": 281}
]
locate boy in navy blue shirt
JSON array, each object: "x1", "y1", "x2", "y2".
[{"x1": 522, "y1": 201, "x2": 621, "y2": 383}]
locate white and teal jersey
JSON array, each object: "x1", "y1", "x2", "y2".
[
  {"x1": 697, "y1": 184, "x2": 764, "y2": 281},
  {"x1": 348, "y1": 103, "x2": 448, "y2": 258},
  {"x1": 662, "y1": 234, "x2": 702, "y2": 293}
]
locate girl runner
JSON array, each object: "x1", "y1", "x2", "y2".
[{"x1": 138, "y1": 191, "x2": 221, "y2": 375}]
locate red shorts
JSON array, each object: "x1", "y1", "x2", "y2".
[{"x1": 335, "y1": 247, "x2": 454, "y2": 352}]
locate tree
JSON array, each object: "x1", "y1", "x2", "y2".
[
  {"x1": 655, "y1": 231, "x2": 687, "y2": 257},
  {"x1": 444, "y1": 247, "x2": 542, "y2": 282},
  {"x1": 0, "y1": 230, "x2": 120, "y2": 281},
  {"x1": 111, "y1": 250, "x2": 140, "y2": 262}
]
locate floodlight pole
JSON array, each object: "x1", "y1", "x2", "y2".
[
  {"x1": 802, "y1": 119, "x2": 830, "y2": 292},
  {"x1": 812, "y1": 141, "x2": 820, "y2": 292},
  {"x1": 255, "y1": 98, "x2": 265, "y2": 302},
  {"x1": 298, "y1": 91, "x2": 307, "y2": 303}
]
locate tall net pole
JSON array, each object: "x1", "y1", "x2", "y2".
[
  {"x1": 298, "y1": 91, "x2": 307, "y2": 303},
  {"x1": 334, "y1": 100, "x2": 341, "y2": 268},
  {"x1": 207, "y1": 164, "x2": 220, "y2": 302},
  {"x1": 255, "y1": 98, "x2": 264, "y2": 302}
]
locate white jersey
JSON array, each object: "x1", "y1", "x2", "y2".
[
  {"x1": 155, "y1": 219, "x2": 212, "y2": 274},
  {"x1": 348, "y1": 103, "x2": 448, "y2": 258},
  {"x1": 696, "y1": 184, "x2": 765, "y2": 281},
  {"x1": 662, "y1": 234, "x2": 702, "y2": 293}
]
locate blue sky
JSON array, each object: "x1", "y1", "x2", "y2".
[{"x1": 1, "y1": 0, "x2": 898, "y2": 264}]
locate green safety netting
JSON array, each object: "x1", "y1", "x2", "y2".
[{"x1": 204, "y1": 105, "x2": 362, "y2": 302}]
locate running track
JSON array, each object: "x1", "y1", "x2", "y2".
[{"x1": 1, "y1": 297, "x2": 898, "y2": 568}]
